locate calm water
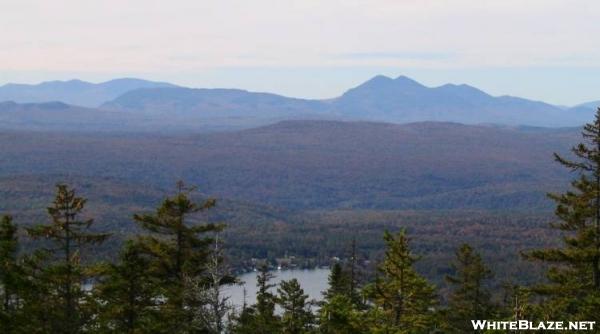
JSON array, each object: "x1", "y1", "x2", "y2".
[{"x1": 225, "y1": 268, "x2": 330, "y2": 309}]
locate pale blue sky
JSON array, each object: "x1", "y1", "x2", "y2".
[{"x1": 2, "y1": 0, "x2": 600, "y2": 105}]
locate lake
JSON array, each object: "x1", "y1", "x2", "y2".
[{"x1": 225, "y1": 268, "x2": 330, "y2": 309}]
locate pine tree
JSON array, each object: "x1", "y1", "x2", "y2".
[
  {"x1": 93, "y1": 240, "x2": 160, "y2": 333},
  {"x1": 323, "y1": 239, "x2": 362, "y2": 305},
  {"x1": 323, "y1": 263, "x2": 348, "y2": 301},
  {"x1": 277, "y1": 278, "x2": 314, "y2": 334},
  {"x1": 233, "y1": 264, "x2": 280, "y2": 334},
  {"x1": 318, "y1": 294, "x2": 365, "y2": 334},
  {"x1": 16, "y1": 247, "x2": 53, "y2": 334},
  {"x1": 318, "y1": 262, "x2": 366, "y2": 334},
  {"x1": 133, "y1": 181, "x2": 222, "y2": 332},
  {"x1": 26, "y1": 184, "x2": 109, "y2": 334},
  {"x1": 443, "y1": 243, "x2": 494, "y2": 333},
  {"x1": 524, "y1": 108, "x2": 600, "y2": 320},
  {"x1": 345, "y1": 238, "x2": 361, "y2": 305},
  {"x1": 255, "y1": 264, "x2": 278, "y2": 326},
  {"x1": 365, "y1": 229, "x2": 437, "y2": 333},
  {"x1": 0, "y1": 215, "x2": 23, "y2": 333}
]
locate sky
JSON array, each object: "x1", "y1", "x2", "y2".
[{"x1": 2, "y1": 0, "x2": 600, "y2": 106}]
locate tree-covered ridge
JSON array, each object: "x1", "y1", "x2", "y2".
[
  {"x1": 3, "y1": 110, "x2": 600, "y2": 332},
  {"x1": 0, "y1": 121, "x2": 578, "y2": 211}
]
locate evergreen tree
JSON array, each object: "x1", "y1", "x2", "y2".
[
  {"x1": 318, "y1": 294, "x2": 365, "y2": 334},
  {"x1": 16, "y1": 248, "x2": 54, "y2": 334},
  {"x1": 323, "y1": 239, "x2": 362, "y2": 306},
  {"x1": 323, "y1": 263, "x2": 349, "y2": 301},
  {"x1": 443, "y1": 243, "x2": 494, "y2": 333},
  {"x1": 233, "y1": 264, "x2": 280, "y2": 334},
  {"x1": 93, "y1": 240, "x2": 160, "y2": 334},
  {"x1": 524, "y1": 108, "x2": 600, "y2": 320},
  {"x1": 318, "y1": 262, "x2": 366, "y2": 333},
  {"x1": 255, "y1": 264, "x2": 279, "y2": 326},
  {"x1": 365, "y1": 230, "x2": 437, "y2": 333},
  {"x1": 345, "y1": 238, "x2": 362, "y2": 305},
  {"x1": 133, "y1": 182, "x2": 222, "y2": 332},
  {"x1": 26, "y1": 184, "x2": 109, "y2": 334},
  {"x1": 277, "y1": 278, "x2": 314, "y2": 334},
  {"x1": 0, "y1": 215, "x2": 23, "y2": 333}
]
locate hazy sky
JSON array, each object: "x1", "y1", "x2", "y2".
[{"x1": 2, "y1": 0, "x2": 600, "y2": 105}]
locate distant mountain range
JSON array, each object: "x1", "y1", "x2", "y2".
[
  {"x1": 331, "y1": 75, "x2": 595, "y2": 126},
  {"x1": 0, "y1": 78, "x2": 175, "y2": 107},
  {"x1": 575, "y1": 100, "x2": 600, "y2": 110},
  {"x1": 0, "y1": 75, "x2": 598, "y2": 131},
  {"x1": 101, "y1": 87, "x2": 327, "y2": 116}
]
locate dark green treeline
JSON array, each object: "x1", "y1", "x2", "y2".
[{"x1": 3, "y1": 109, "x2": 600, "y2": 333}]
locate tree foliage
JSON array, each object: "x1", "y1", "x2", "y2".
[
  {"x1": 443, "y1": 243, "x2": 494, "y2": 333},
  {"x1": 524, "y1": 108, "x2": 600, "y2": 321},
  {"x1": 132, "y1": 182, "x2": 223, "y2": 332},
  {"x1": 93, "y1": 240, "x2": 160, "y2": 333},
  {"x1": 0, "y1": 215, "x2": 23, "y2": 333},
  {"x1": 365, "y1": 230, "x2": 437, "y2": 333},
  {"x1": 26, "y1": 184, "x2": 109, "y2": 334},
  {"x1": 277, "y1": 278, "x2": 314, "y2": 334}
]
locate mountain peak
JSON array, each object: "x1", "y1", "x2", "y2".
[
  {"x1": 395, "y1": 75, "x2": 418, "y2": 82},
  {"x1": 393, "y1": 75, "x2": 425, "y2": 89},
  {"x1": 365, "y1": 75, "x2": 394, "y2": 84},
  {"x1": 348, "y1": 75, "x2": 425, "y2": 93}
]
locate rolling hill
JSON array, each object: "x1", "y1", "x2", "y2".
[
  {"x1": 0, "y1": 120, "x2": 579, "y2": 211},
  {"x1": 101, "y1": 87, "x2": 329, "y2": 117},
  {"x1": 0, "y1": 100, "x2": 265, "y2": 133},
  {"x1": 0, "y1": 101, "x2": 142, "y2": 131}
]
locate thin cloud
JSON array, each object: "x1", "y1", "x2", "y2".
[{"x1": 334, "y1": 52, "x2": 455, "y2": 61}]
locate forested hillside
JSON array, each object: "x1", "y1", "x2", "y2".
[
  {"x1": 0, "y1": 120, "x2": 578, "y2": 210},
  {"x1": 0, "y1": 174, "x2": 557, "y2": 286}
]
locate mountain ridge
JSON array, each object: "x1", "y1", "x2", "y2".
[
  {"x1": 0, "y1": 78, "x2": 176, "y2": 107},
  {"x1": 0, "y1": 119, "x2": 577, "y2": 211},
  {"x1": 1, "y1": 75, "x2": 598, "y2": 130}
]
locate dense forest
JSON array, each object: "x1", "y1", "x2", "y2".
[
  {"x1": 2, "y1": 111, "x2": 600, "y2": 333},
  {"x1": 0, "y1": 120, "x2": 578, "y2": 211}
]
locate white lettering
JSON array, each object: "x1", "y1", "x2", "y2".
[
  {"x1": 472, "y1": 320, "x2": 595, "y2": 331},
  {"x1": 471, "y1": 320, "x2": 486, "y2": 330}
]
